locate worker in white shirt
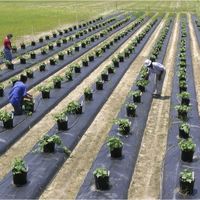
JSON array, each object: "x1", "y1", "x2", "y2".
[{"x1": 144, "y1": 59, "x2": 166, "y2": 97}]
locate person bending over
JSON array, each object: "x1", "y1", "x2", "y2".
[
  {"x1": 9, "y1": 74, "x2": 32, "y2": 115},
  {"x1": 144, "y1": 59, "x2": 166, "y2": 97}
]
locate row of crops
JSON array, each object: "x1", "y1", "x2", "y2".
[
  {"x1": 161, "y1": 15, "x2": 200, "y2": 199},
  {"x1": 0, "y1": 10, "x2": 200, "y2": 199}
]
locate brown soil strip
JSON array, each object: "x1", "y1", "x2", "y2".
[
  {"x1": 188, "y1": 13, "x2": 200, "y2": 112},
  {"x1": 40, "y1": 17, "x2": 167, "y2": 200},
  {"x1": 0, "y1": 15, "x2": 154, "y2": 180},
  {"x1": 128, "y1": 15, "x2": 179, "y2": 199}
]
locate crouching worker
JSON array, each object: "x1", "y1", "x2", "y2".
[
  {"x1": 144, "y1": 59, "x2": 166, "y2": 97},
  {"x1": 9, "y1": 74, "x2": 32, "y2": 115}
]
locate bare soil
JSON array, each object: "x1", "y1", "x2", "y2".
[
  {"x1": 40, "y1": 17, "x2": 167, "y2": 200},
  {"x1": 128, "y1": 16, "x2": 179, "y2": 199}
]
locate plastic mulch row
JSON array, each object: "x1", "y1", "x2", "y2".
[
  {"x1": 0, "y1": 13, "x2": 124, "y2": 82},
  {"x1": 161, "y1": 17, "x2": 200, "y2": 199},
  {"x1": 0, "y1": 18, "x2": 162, "y2": 199},
  {"x1": 0, "y1": 12, "x2": 121, "y2": 64},
  {"x1": 0, "y1": 15, "x2": 140, "y2": 108},
  {"x1": 191, "y1": 15, "x2": 200, "y2": 47},
  {"x1": 76, "y1": 18, "x2": 174, "y2": 199},
  {"x1": 0, "y1": 16, "x2": 153, "y2": 155}
]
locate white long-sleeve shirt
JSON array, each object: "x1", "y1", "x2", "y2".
[{"x1": 148, "y1": 62, "x2": 165, "y2": 75}]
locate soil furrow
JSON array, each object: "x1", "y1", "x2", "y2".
[
  {"x1": 128, "y1": 15, "x2": 179, "y2": 199},
  {"x1": 40, "y1": 16, "x2": 167, "y2": 200}
]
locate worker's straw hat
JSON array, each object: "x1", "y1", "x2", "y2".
[{"x1": 144, "y1": 59, "x2": 152, "y2": 67}]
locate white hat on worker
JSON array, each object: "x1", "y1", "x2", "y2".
[{"x1": 144, "y1": 59, "x2": 152, "y2": 67}]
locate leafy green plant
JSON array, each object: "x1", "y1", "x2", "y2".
[
  {"x1": 96, "y1": 77, "x2": 103, "y2": 84},
  {"x1": 107, "y1": 136, "x2": 123, "y2": 151},
  {"x1": 136, "y1": 79, "x2": 149, "y2": 87},
  {"x1": 25, "y1": 68, "x2": 33, "y2": 74},
  {"x1": 52, "y1": 75, "x2": 63, "y2": 84},
  {"x1": 0, "y1": 110, "x2": 13, "y2": 122},
  {"x1": 114, "y1": 118, "x2": 131, "y2": 134},
  {"x1": 84, "y1": 87, "x2": 92, "y2": 95},
  {"x1": 37, "y1": 84, "x2": 53, "y2": 92},
  {"x1": 65, "y1": 101, "x2": 81, "y2": 114},
  {"x1": 179, "y1": 138, "x2": 196, "y2": 152},
  {"x1": 53, "y1": 112, "x2": 67, "y2": 122},
  {"x1": 65, "y1": 69, "x2": 73, "y2": 81},
  {"x1": 179, "y1": 122, "x2": 190, "y2": 134},
  {"x1": 93, "y1": 168, "x2": 109, "y2": 178},
  {"x1": 12, "y1": 158, "x2": 27, "y2": 175},
  {"x1": 180, "y1": 169, "x2": 194, "y2": 183},
  {"x1": 130, "y1": 90, "x2": 142, "y2": 97},
  {"x1": 58, "y1": 52, "x2": 65, "y2": 56},
  {"x1": 35, "y1": 134, "x2": 71, "y2": 155},
  {"x1": 126, "y1": 103, "x2": 137, "y2": 110},
  {"x1": 175, "y1": 104, "x2": 191, "y2": 113},
  {"x1": 178, "y1": 92, "x2": 190, "y2": 99},
  {"x1": 41, "y1": 47, "x2": 48, "y2": 54}
]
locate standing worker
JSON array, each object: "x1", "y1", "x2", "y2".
[
  {"x1": 9, "y1": 74, "x2": 32, "y2": 115},
  {"x1": 144, "y1": 59, "x2": 166, "y2": 97},
  {"x1": 3, "y1": 34, "x2": 13, "y2": 62}
]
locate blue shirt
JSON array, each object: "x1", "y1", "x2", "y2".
[{"x1": 9, "y1": 81, "x2": 27, "y2": 105}]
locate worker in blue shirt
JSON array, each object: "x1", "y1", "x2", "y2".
[{"x1": 9, "y1": 74, "x2": 32, "y2": 115}]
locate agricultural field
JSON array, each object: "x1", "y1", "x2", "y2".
[{"x1": 0, "y1": 0, "x2": 200, "y2": 199}]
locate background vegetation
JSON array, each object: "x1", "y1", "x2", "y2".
[{"x1": 0, "y1": 0, "x2": 199, "y2": 45}]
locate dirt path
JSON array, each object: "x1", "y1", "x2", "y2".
[
  {"x1": 40, "y1": 17, "x2": 167, "y2": 200},
  {"x1": 128, "y1": 15, "x2": 179, "y2": 199},
  {"x1": 188, "y1": 13, "x2": 200, "y2": 112},
  {"x1": 0, "y1": 15, "x2": 154, "y2": 180}
]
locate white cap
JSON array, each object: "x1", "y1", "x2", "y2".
[{"x1": 144, "y1": 59, "x2": 152, "y2": 67}]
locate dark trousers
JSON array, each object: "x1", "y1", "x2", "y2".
[{"x1": 13, "y1": 103, "x2": 23, "y2": 115}]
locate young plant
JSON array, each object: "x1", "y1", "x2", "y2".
[
  {"x1": 126, "y1": 103, "x2": 137, "y2": 117},
  {"x1": 179, "y1": 138, "x2": 196, "y2": 152},
  {"x1": 12, "y1": 157, "x2": 28, "y2": 185},
  {"x1": 37, "y1": 84, "x2": 53, "y2": 92},
  {"x1": 93, "y1": 167, "x2": 110, "y2": 190},
  {"x1": 107, "y1": 136, "x2": 123, "y2": 151},
  {"x1": 114, "y1": 118, "x2": 131, "y2": 135},
  {"x1": 179, "y1": 137, "x2": 195, "y2": 162},
  {"x1": 180, "y1": 169, "x2": 195, "y2": 194},
  {"x1": 84, "y1": 87, "x2": 93, "y2": 101},
  {"x1": 178, "y1": 92, "x2": 190, "y2": 99},
  {"x1": 35, "y1": 134, "x2": 71, "y2": 154},
  {"x1": 179, "y1": 122, "x2": 190, "y2": 138},
  {"x1": 93, "y1": 168, "x2": 109, "y2": 178},
  {"x1": 65, "y1": 68, "x2": 73, "y2": 81},
  {"x1": 65, "y1": 101, "x2": 82, "y2": 115},
  {"x1": 0, "y1": 110, "x2": 13, "y2": 122},
  {"x1": 52, "y1": 75, "x2": 63, "y2": 84}
]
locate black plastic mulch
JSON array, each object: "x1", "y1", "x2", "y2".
[
  {"x1": 76, "y1": 18, "x2": 174, "y2": 199},
  {"x1": 0, "y1": 16, "x2": 149, "y2": 155},
  {"x1": 0, "y1": 18, "x2": 162, "y2": 199},
  {"x1": 0, "y1": 15, "x2": 139, "y2": 108},
  {"x1": 161, "y1": 17, "x2": 200, "y2": 199},
  {"x1": 0, "y1": 13, "x2": 123, "y2": 82},
  {"x1": 191, "y1": 15, "x2": 200, "y2": 48},
  {"x1": 0, "y1": 12, "x2": 121, "y2": 64}
]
